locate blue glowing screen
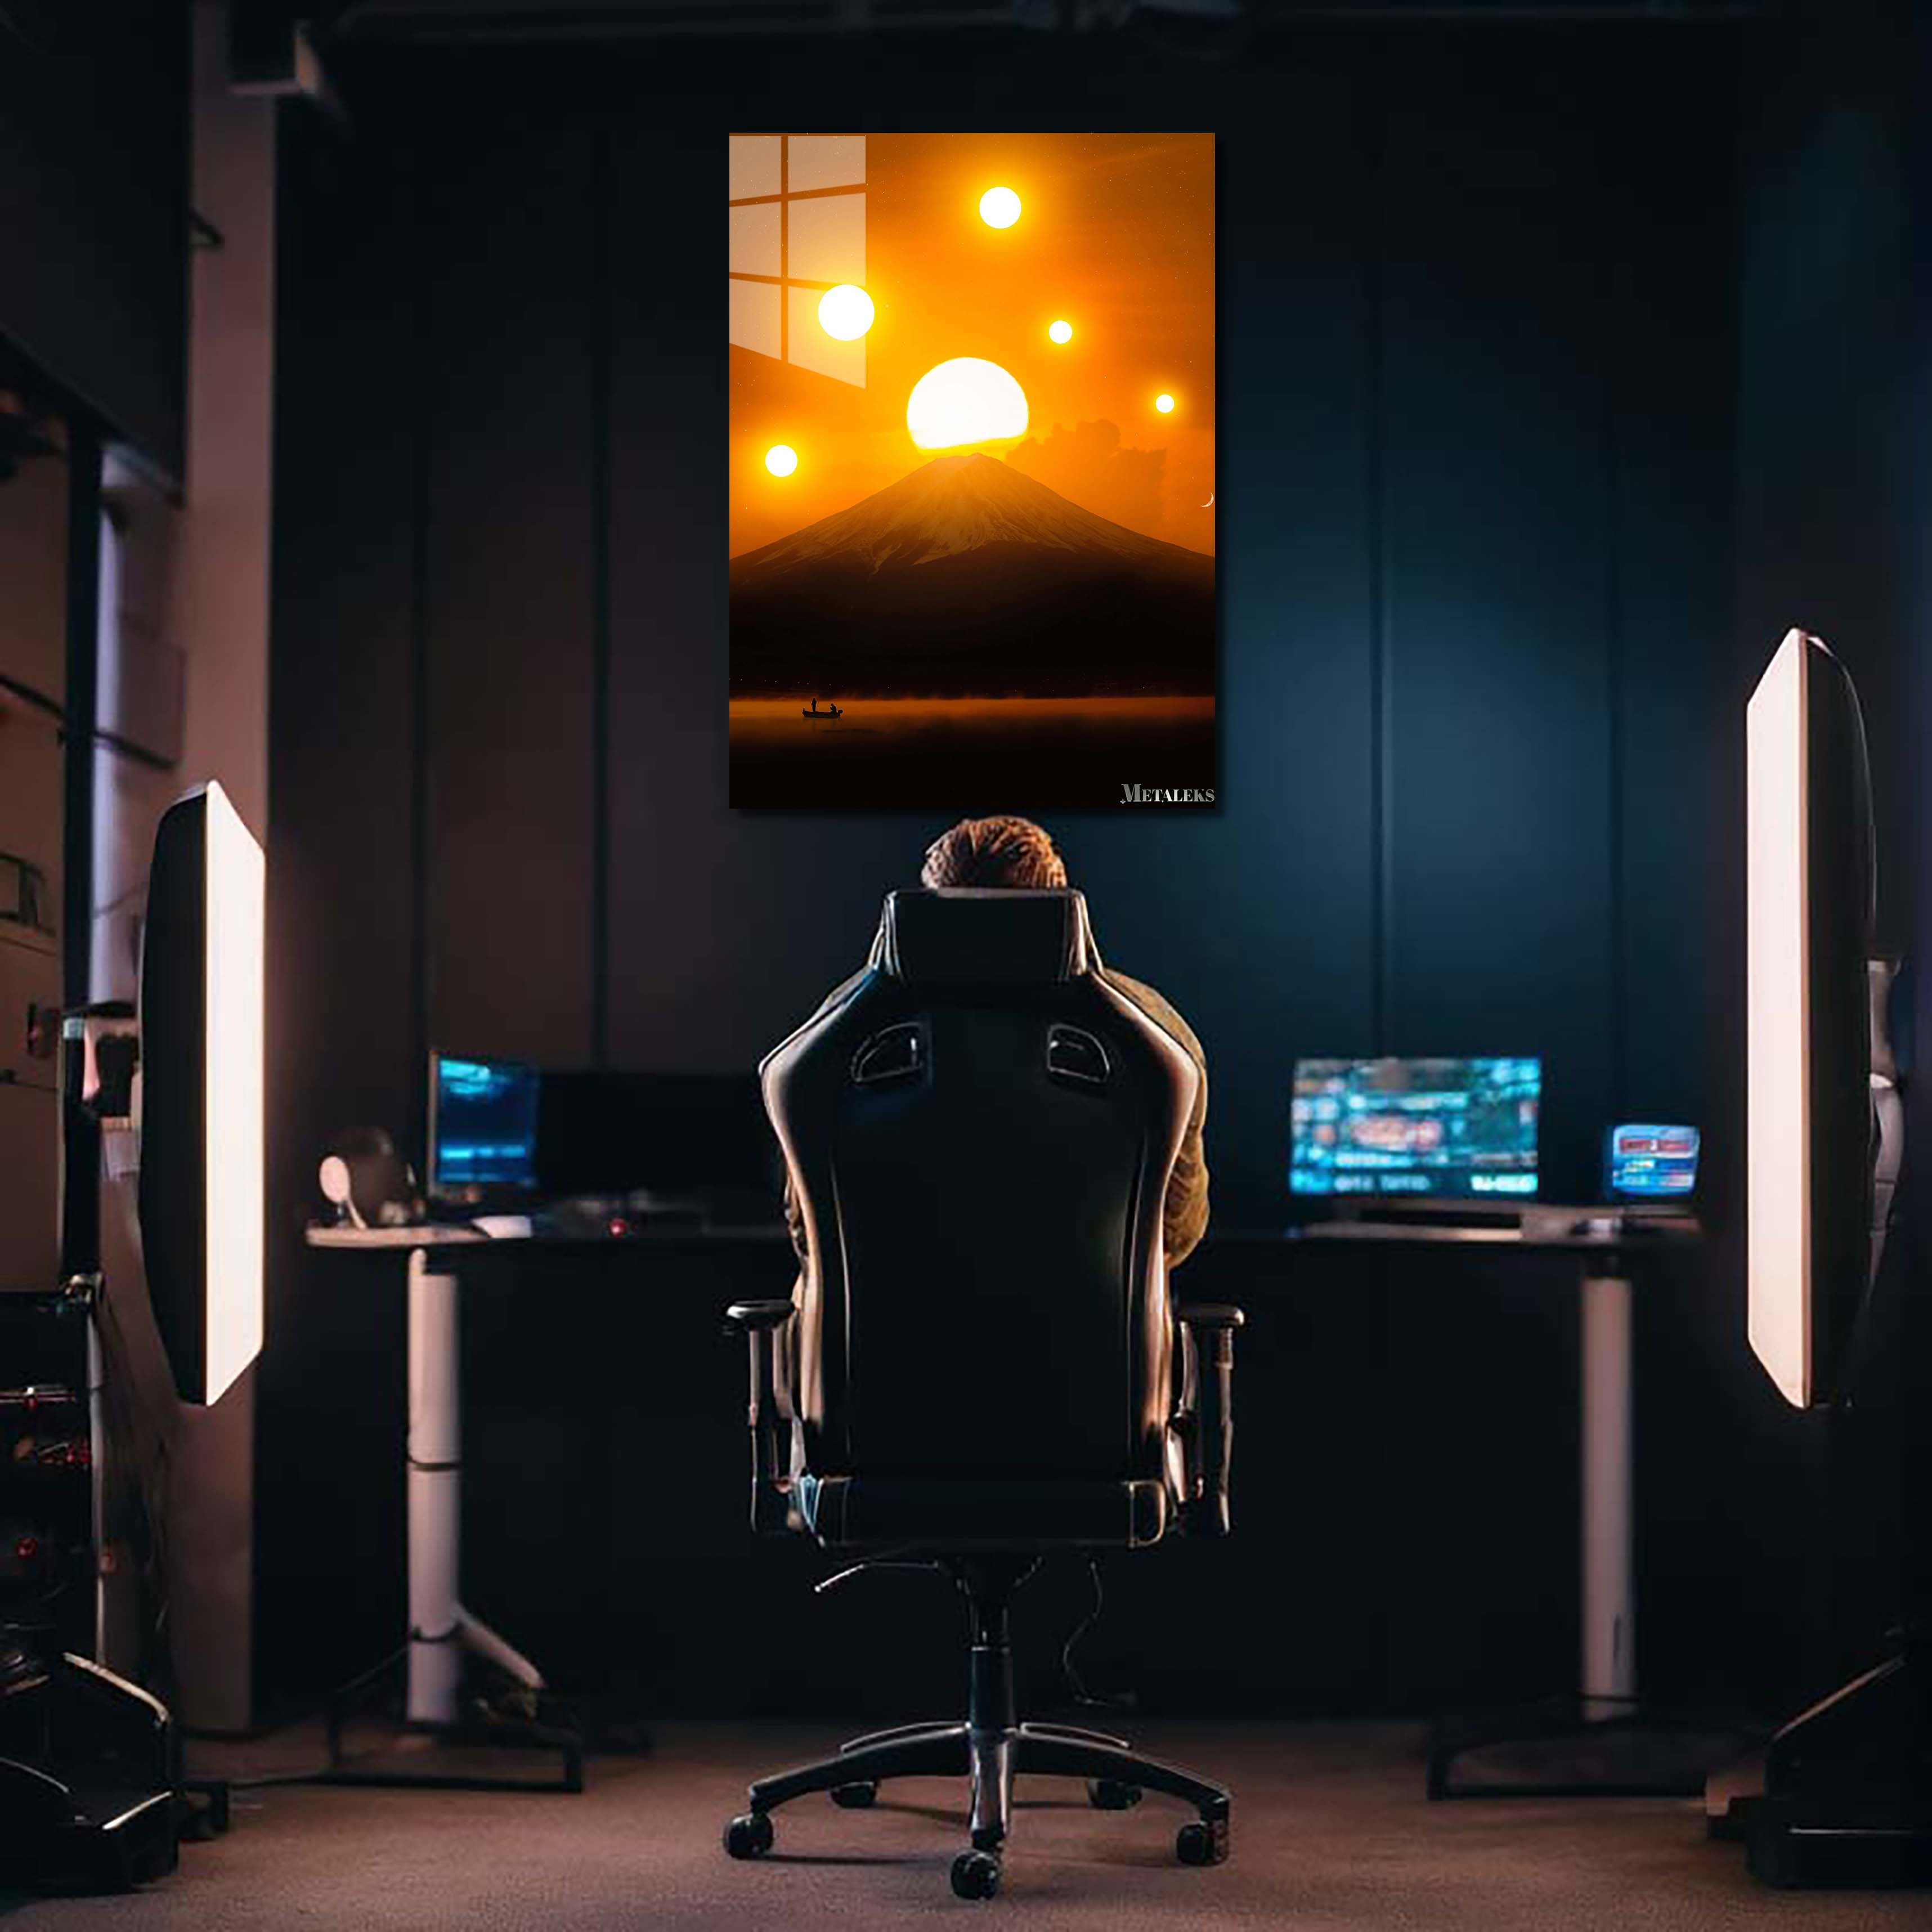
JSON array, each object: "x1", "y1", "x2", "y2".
[
  {"x1": 1605, "y1": 1123, "x2": 1700, "y2": 1199},
  {"x1": 432, "y1": 1055, "x2": 540, "y2": 1193},
  {"x1": 1291, "y1": 1056, "x2": 1542, "y2": 1199}
]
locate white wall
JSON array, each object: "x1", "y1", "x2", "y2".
[{"x1": 91, "y1": 1, "x2": 276, "y2": 1731}]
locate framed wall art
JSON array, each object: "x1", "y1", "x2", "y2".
[{"x1": 729, "y1": 132, "x2": 1216, "y2": 810}]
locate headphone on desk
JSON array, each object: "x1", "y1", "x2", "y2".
[{"x1": 318, "y1": 1127, "x2": 421, "y2": 1230}]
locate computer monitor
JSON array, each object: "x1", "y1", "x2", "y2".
[
  {"x1": 533, "y1": 1069, "x2": 776, "y2": 1203},
  {"x1": 1290, "y1": 1056, "x2": 1542, "y2": 1200},
  {"x1": 1746, "y1": 628, "x2": 1879, "y2": 1410},
  {"x1": 136, "y1": 781, "x2": 265, "y2": 1408},
  {"x1": 427, "y1": 1053, "x2": 541, "y2": 1200},
  {"x1": 1604, "y1": 1123, "x2": 1700, "y2": 1201}
]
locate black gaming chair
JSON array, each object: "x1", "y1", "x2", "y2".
[{"x1": 721, "y1": 888, "x2": 1245, "y2": 1900}]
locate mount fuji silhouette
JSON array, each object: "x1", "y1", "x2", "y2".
[{"x1": 730, "y1": 452, "x2": 1214, "y2": 699}]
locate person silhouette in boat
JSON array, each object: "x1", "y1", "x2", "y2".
[{"x1": 804, "y1": 696, "x2": 843, "y2": 719}]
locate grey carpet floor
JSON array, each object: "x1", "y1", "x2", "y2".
[{"x1": 6, "y1": 1721, "x2": 1927, "y2": 1930}]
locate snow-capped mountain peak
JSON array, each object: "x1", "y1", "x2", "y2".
[{"x1": 732, "y1": 452, "x2": 1203, "y2": 579}]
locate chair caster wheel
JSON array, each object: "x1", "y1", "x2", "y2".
[
  {"x1": 1087, "y1": 1777, "x2": 1142, "y2": 1810},
  {"x1": 724, "y1": 1812, "x2": 773, "y2": 1859},
  {"x1": 830, "y1": 1780, "x2": 877, "y2": 1808},
  {"x1": 951, "y1": 1848, "x2": 1002, "y2": 1899},
  {"x1": 1177, "y1": 1817, "x2": 1229, "y2": 1866}
]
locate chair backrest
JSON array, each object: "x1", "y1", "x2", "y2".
[{"x1": 760, "y1": 890, "x2": 1198, "y2": 1486}]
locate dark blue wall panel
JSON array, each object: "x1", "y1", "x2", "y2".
[
  {"x1": 420, "y1": 122, "x2": 601, "y2": 1069},
  {"x1": 1379, "y1": 77, "x2": 1614, "y2": 1203},
  {"x1": 603, "y1": 57, "x2": 1381, "y2": 1234},
  {"x1": 265, "y1": 23, "x2": 1808, "y2": 1715}
]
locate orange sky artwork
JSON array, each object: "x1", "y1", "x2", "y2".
[{"x1": 729, "y1": 132, "x2": 1216, "y2": 559}]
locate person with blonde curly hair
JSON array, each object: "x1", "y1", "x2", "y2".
[{"x1": 917, "y1": 813, "x2": 1072, "y2": 893}]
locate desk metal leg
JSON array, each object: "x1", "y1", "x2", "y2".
[
  {"x1": 1580, "y1": 1267, "x2": 1634, "y2": 1723},
  {"x1": 406, "y1": 1253, "x2": 551, "y2": 1728},
  {"x1": 407, "y1": 1252, "x2": 464, "y2": 1726}
]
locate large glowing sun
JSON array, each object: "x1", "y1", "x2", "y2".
[
  {"x1": 978, "y1": 186, "x2": 1021, "y2": 229},
  {"x1": 906, "y1": 358, "x2": 1029, "y2": 451}
]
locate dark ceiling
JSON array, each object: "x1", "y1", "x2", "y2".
[{"x1": 267, "y1": 0, "x2": 1775, "y2": 49}]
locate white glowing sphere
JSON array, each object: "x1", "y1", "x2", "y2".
[
  {"x1": 1048, "y1": 319, "x2": 1073, "y2": 344},
  {"x1": 906, "y1": 358, "x2": 1029, "y2": 451},
  {"x1": 817, "y1": 284, "x2": 875, "y2": 341},
  {"x1": 765, "y1": 444, "x2": 798, "y2": 477},
  {"x1": 979, "y1": 185, "x2": 1021, "y2": 229}
]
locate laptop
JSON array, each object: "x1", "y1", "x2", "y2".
[{"x1": 1289, "y1": 1056, "x2": 1543, "y2": 1221}]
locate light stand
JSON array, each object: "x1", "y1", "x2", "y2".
[
  {"x1": 1727, "y1": 1625, "x2": 1932, "y2": 1886},
  {"x1": 1713, "y1": 957, "x2": 1930, "y2": 1887},
  {"x1": 0, "y1": 1013, "x2": 184, "y2": 1890}
]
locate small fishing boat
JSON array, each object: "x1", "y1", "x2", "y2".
[{"x1": 802, "y1": 698, "x2": 843, "y2": 719}]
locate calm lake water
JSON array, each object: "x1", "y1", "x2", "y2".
[{"x1": 729, "y1": 696, "x2": 1217, "y2": 809}]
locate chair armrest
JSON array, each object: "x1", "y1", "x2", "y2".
[
  {"x1": 1175, "y1": 1303, "x2": 1245, "y2": 1538},
  {"x1": 1177, "y1": 1303, "x2": 1245, "y2": 1334},
  {"x1": 723, "y1": 1299, "x2": 797, "y2": 1534},
  {"x1": 724, "y1": 1299, "x2": 796, "y2": 1334}
]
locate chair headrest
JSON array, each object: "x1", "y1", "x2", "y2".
[{"x1": 873, "y1": 890, "x2": 1095, "y2": 988}]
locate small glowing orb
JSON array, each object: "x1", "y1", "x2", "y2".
[
  {"x1": 764, "y1": 444, "x2": 798, "y2": 478},
  {"x1": 1048, "y1": 319, "x2": 1073, "y2": 344},
  {"x1": 979, "y1": 186, "x2": 1021, "y2": 229},
  {"x1": 907, "y1": 358, "x2": 1029, "y2": 450},
  {"x1": 817, "y1": 284, "x2": 875, "y2": 341},
  {"x1": 1155, "y1": 393, "x2": 1176, "y2": 414}
]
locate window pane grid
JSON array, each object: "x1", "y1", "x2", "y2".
[{"x1": 729, "y1": 133, "x2": 866, "y2": 388}]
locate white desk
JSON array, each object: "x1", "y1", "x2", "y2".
[
  {"x1": 1287, "y1": 1210, "x2": 1710, "y2": 1796},
  {"x1": 304, "y1": 1216, "x2": 786, "y2": 1759}
]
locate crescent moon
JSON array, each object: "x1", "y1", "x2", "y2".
[{"x1": 1203, "y1": 492, "x2": 1215, "y2": 508}]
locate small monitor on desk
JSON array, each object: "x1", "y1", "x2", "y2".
[
  {"x1": 428, "y1": 1053, "x2": 540, "y2": 1202},
  {"x1": 1290, "y1": 1056, "x2": 1542, "y2": 1203},
  {"x1": 1605, "y1": 1123, "x2": 1700, "y2": 1202}
]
